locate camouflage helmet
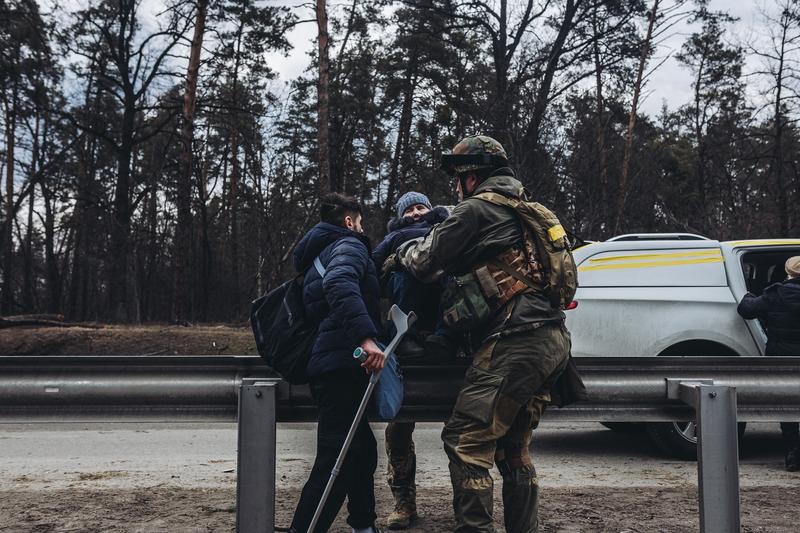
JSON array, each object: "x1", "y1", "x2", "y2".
[{"x1": 441, "y1": 135, "x2": 509, "y2": 174}]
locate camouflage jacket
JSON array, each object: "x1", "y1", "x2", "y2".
[{"x1": 397, "y1": 170, "x2": 565, "y2": 343}]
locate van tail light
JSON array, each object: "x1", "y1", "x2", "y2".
[{"x1": 565, "y1": 300, "x2": 578, "y2": 310}]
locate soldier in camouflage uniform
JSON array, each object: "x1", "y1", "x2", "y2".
[{"x1": 394, "y1": 135, "x2": 571, "y2": 532}]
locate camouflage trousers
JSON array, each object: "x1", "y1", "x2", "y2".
[
  {"x1": 442, "y1": 322, "x2": 570, "y2": 533},
  {"x1": 385, "y1": 422, "x2": 417, "y2": 507}
]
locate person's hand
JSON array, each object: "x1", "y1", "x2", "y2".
[
  {"x1": 382, "y1": 253, "x2": 400, "y2": 277},
  {"x1": 359, "y1": 338, "x2": 385, "y2": 374}
]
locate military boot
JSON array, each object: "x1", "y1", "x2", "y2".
[
  {"x1": 500, "y1": 465, "x2": 540, "y2": 533},
  {"x1": 386, "y1": 487, "x2": 417, "y2": 530}
]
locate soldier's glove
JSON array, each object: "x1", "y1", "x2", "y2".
[
  {"x1": 379, "y1": 253, "x2": 401, "y2": 287},
  {"x1": 382, "y1": 252, "x2": 401, "y2": 277}
]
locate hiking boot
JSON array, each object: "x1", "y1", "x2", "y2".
[
  {"x1": 386, "y1": 501, "x2": 417, "y2": 530},
  {"x1": 787, "y1": 448, "x2": 800, "y2": 472}
]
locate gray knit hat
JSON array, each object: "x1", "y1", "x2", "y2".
[{"x1": 396, "y1": 191, "x2": 432, "y2": 219}]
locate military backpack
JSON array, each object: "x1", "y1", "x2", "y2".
[{"x1": 473, "y1": 191, "x2": 578, "y2": 310}]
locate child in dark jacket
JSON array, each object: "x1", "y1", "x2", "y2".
[{"x1": 373, "y1": 191, "x2": 458, "y2": 359}]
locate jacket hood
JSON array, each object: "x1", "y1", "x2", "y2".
[
  {"x1": 387, "y1": 206, "x2": 449, "y2": 232},
  {"x1": 293, "y1": 222, "x2": 371, "y2": 272},
  {"x1": 471, "y1": 170, "x2": 524, "y2": 199},
  {"x1": 778, "y1": 278, "x2": 800, "y2": 311}
]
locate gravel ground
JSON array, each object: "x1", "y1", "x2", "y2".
[{"x1": 1, "y1": 421, "x2": 798, "y2": 532}]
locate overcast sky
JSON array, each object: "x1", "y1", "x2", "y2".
[{"x1": 263, "y1": 0, "x2": 770, "y2": 118}]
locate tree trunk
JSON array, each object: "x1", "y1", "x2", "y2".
[
  {"x1": 693, "y1": 60, "x2": 709, "y2": 235},
  {"x1": 773, "y1": 13, "x2": 789, "y2": 235},
  {"x1": 491, "y1": 0, "x2": 512, "y2": 149},
  {"x1": 227, "y1": 20, "x2": 244, "y2": 318},
  {"x1": 23, "y1": 113, "x2": 40, "y2": 312},
  {"x1": 40, "y1": 181, "x2": 60, "y2": 314},
  {"x1": 108, "y1": 100, "x2": 135, "y2": 322},
  {"x1": 173, "y1": 0, "x2": 207, "y2": 323},
  {"x1": 617, "y1": 0, "x2": 658, "y2": 234},
  {"x1": 198, "y1": 123, "x2": 212, "y2": 321},
  {"x1": 592, "y1": 8, "x2": 608, "y2": 237},
  {"x1": 2, "y1": 88, "x2": 18, "y2": 314},
  {"x1": 316, "y1": 0, "x2": 333, "y2": 195},
  {"x1": 23, "y1": 178, "x2": 35, "y2": 312}
]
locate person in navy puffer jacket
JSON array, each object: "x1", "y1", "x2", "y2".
[
  {"x1": 289, "y1": 193, "x2": 386, "y2": 533},
  {"x1": 738, "y1": 255, "x2": 800, "y2": 472},
  {"x1": 373, "y1": 191, "x2": 460, "y2": 530},
  {"x1": 373, "y1": 192, "x2": 456, "y2": 357}
]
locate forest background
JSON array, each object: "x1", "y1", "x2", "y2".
[{"x1": 1, "y1": 0, "x2": 799, "y2": 323}]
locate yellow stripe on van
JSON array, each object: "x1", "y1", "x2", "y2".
[
  {"x1": 588, "y1": 250, "x2": 722, "y2": 263},
  {"x1": 578, "y1": 256, "x2": 724, "y2": 272},
  {"x1": 728, "y1": 240, "x2": 800, "y2": 247}
]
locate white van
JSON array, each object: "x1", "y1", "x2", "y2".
[{"x1": 565, "y1": 235, "x2": 800, "y2": 457}]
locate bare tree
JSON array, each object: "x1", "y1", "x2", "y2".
[
  {"x1": 317, "y1": 0, "x2": 332, "y2": 194},
  {"x1": 616, "y1": 0, "x2": 660, "y2": 234},
  {"x1": 66, "y1": 0, "x2": 192, "y2": 321},
  {"x1": 751, "y1": 0, "x2": 800, "y2": 235},
  {"x1": 174, "y1": 0, "x2": 208, "y2": 323}
]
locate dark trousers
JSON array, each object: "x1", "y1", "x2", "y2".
[
  {"x1": 290, "y1": 367, "x2": 378, "y2": 532},
  {"x1": 764, "y1": 348, "x2": 800, "y2": 452},
  {"x1": 782, "y1": 422, "x2": 800, "y2": 448}
]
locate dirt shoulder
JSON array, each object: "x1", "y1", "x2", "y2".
[
  {"x1": 1, "y1": 485, "x2": 796, "y2": 532},
  {"x1": 0, "y1": 324, "x2": 256, "y2": 355}
]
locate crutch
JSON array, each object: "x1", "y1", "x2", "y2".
[{"x1": 306, "y1": 304, "x2": 416, "y2": 533}]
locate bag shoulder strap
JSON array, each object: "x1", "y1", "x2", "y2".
[
  {"x1": 472, "y1": 191, "x2": 520, "y2": 208},
  {"x1": 313, "y1": 256, "x2": 326, "y2": 278}
]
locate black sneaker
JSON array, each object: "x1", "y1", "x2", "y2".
[
  {"x1": 424, "y1": 333, "x2": 458, "y2": 361},
  {"x1": 787, "y1": 448, "x2": 800, "y2": 472},
  {"x1": 396, "y1": 335, "x2": 426, "y2": 360}
]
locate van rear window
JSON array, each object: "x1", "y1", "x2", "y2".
[
  {"x1": 741, "y1": 249, "x2": 800, "y2": 295},
  {"x1": 577, "y1": 248, "x2": 727, "y2": 287}
]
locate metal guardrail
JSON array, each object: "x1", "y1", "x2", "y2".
[
  {"x1": 1, "y1": 355, "x2": 799, "y2": 422},
  {"x1": 3, "y1": 355, "x2": 799, "y2": 533}
]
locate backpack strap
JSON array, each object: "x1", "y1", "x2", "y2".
[
  {"x1": 313, "y1": 256, "x2": 326, "y2": 278},
  {"x1": 473, "y1": 191, "x2": 548, "y2": 292},
  {"x1": 488, "y1": 258, "x2": 541, "y2": 292},
  {"x1": 473, "y1": 191, "x2": 520, "y2": 208}
]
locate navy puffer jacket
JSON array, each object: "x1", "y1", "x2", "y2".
[
  {"x1": 738, "y1": 277, "x2": 800, "y2": 355},
  {"x1": 293, "y1": 222, "x2": 382, "y2": 377},
  {"x1": 372, "y1": 206, "x2": 449, "y2": 271}
]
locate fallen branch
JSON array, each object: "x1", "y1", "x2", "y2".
[{"x1": 0, "y1": 316, "x2": 103, "y2": 329}]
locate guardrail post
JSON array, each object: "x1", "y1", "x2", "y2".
[
  {"x1": 667, "y1": 379, "x2": 740, "y2": 533},
  {"x1": 237, "y1": 379, "x2": 279, "y2": 533},
  {"x1": 694, "y1": 384, "x2": 740, "y2": 533}
]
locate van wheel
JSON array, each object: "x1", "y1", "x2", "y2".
[
  {"x1": 646, "y1": 420, "x2": 747, "y2": 460},
  {"x1": 648, "y1": 341, "x2": 745, "y2": 459}
]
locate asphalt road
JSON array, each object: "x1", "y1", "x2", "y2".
[{"x1": 1, "y1": 421, "x2": 795, "y2": 492}]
